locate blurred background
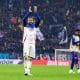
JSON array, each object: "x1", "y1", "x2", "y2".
[{"x1": 0, "y1": 0, "x2": 80, "y2": 61}]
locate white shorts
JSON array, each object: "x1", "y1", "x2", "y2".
[{"x1": 23, "y1": 43, "x2": 35, "y2": 58}]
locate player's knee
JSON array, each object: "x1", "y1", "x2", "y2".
[
  {"x1": 28, "y1": 56, "x2": 33, "y2": 61},
  {"x1": 24, "y1": 56, "x2": 33, "y2": 61},
  {"x1": 24, "y1": 56, "x2": 28, "y2": 60}
]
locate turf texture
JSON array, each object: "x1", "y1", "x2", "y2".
[{"x1": 0, "y1": 65, "x2": 80, "y2": 80}]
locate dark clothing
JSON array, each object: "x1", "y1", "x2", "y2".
[
  {"x1": 71, "y1": 52, "x2": 78, "y2": 64},
  {"x1": 23, "y1": 12, "x2": 41, "y2": 28},
  {"x1": 70, "y1": 34, "x2": 80, "y2": 70},
  {"x1": 70, "y1": 52, "x2": 79, "y2": 70}
]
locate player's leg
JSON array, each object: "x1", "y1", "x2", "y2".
[
  {"x1": 69, "y1": 60, "x2": 75, "y2": 73},
  {"x1": 69, "y1": 52, "x2": 75, "y2": 73},
  {"x1": 24, "y1": 44, "x2": 35, "y2": 76},
  {"x1": 75, "y1": 59, "x2": 80, "y2": 73},
  {"x1": 29, "y1": 44, "x2": 35, "y2": 59},
  {"x1": 24, "y1": 56, "x2": 28, "y2": 75},
  {"x1": 26, "y1": 56, "x2": 33, "y2": 75},
  {"x1": 76, "y1": 64, "x2": 80, "y2": 73},
  {"x1": 74, "y1": 52, "x2": 80, "y2": 73},
  {"x1": 23, "y1": 43, "x2": 30, "y2": 75},
  {"x1": 24, "y1": 56, "x2": 33, "y2": 75},
  {"x1": 26, "y1": 44, "x2": 35, "y2": 75}
]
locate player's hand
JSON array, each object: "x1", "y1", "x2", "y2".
[
  {"x1": 34, "y1": 6, "x2": 37, "y2": 13},
  {"x1": 29, "y1": 6, "x2": 32, "y2": 12}
]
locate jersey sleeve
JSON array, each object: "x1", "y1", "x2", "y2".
[
  {"x1": 36, "y1": 28, "x2": 44, "y2": 41},
  {"x1": 23, "y1": 12, "x2": 31, "y2": 27},
  {"x1": 34, "y1": 13, "x2": 41, "y2": 28}
]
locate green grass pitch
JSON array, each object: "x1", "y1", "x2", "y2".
[{"x1": 0, "y1": 65, "x2": 80, "y2": 80}]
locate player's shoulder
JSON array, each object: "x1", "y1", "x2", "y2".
[
  {"x1": 24, "y1": 27, "x2": 29, "y2": 31},
  {"x1": 35, "y1": 27, "x2": 39, "y2": 31},
  {"x1": 72, "y1": 34, "x2": 79, "y2": 38}
]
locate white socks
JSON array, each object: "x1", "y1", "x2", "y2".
[
  {"x1": 69, "y1": 69, "x2": 80, "y2": 73},
  {"x1": 78, "y1": 69, "x2": 80, "y2": 73},
  {"x1": 24, "y1": 60, "x2": 32, "y2": 74}
]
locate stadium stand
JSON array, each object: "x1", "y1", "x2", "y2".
[{"x1": 0, "y1": 0, "x2": 80, "y2": 59}]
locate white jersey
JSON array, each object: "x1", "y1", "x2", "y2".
[
  {"x1": 23, "y1": 27, "x2": 36, "y2": 44},
  {"x1": 23, "y1": 27, "x2": 44, "y2": 58},
  {"x1": 36, "y1": 28, "x2": 44, "y2": 41},
  {"x1": 70, "y1": 35, "x2": 79, "y2": 52},
  {"x1": 23, "y1": 27, "x2": 44, "y2": 44}
]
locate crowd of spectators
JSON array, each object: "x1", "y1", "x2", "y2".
[{"x1": 0, "y1": 0, "x2": 80, "y2": 59}]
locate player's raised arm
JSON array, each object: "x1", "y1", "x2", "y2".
[
  {"x1": 23, "y1": 6, "x2": 32, "y2": 27},
  {"x1": 34, "y1": 6, "x2": 41, "y2": 28},
  {"x1": 35, "y1": 13, "x2": 41, "y2": 27}
]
